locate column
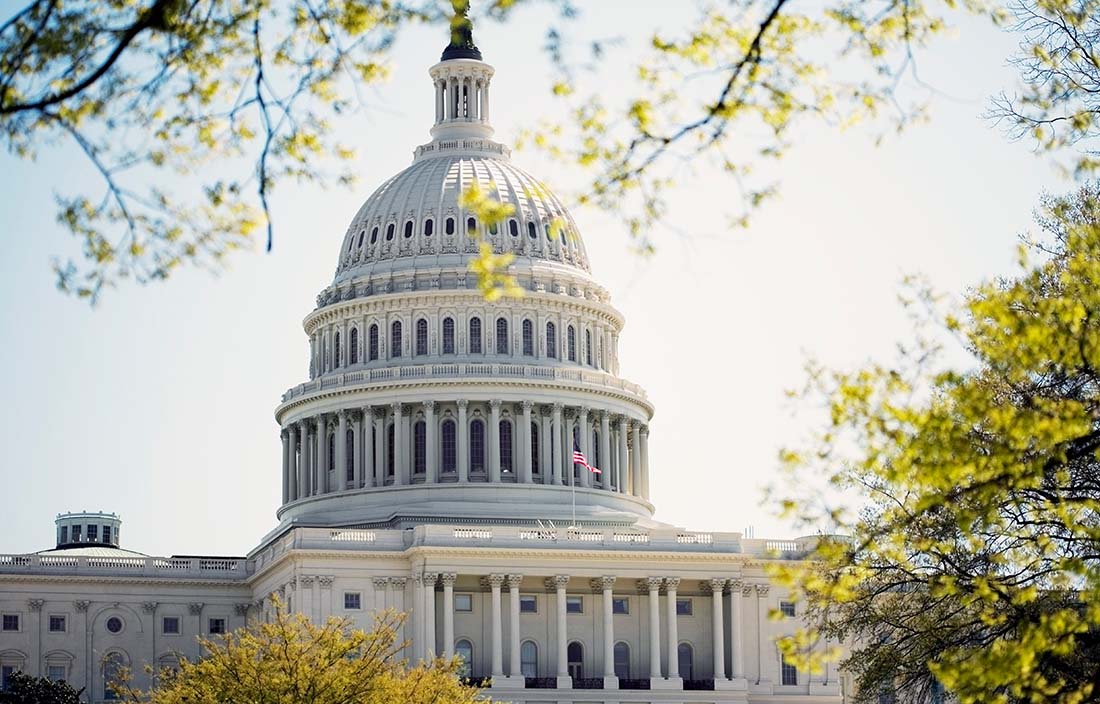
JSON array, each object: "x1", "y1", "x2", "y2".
[
  {"x1": 578, "y1": 408, "x2": 591, "y2": 488},
  {"x1": 316, "y1": 414, "x2": 328, "y2": 493},
  {"x1": 482, "y1": 81, "x2": 490, "y2": 122},
  {"x1": 597, "y1": 576, "x2": 617, "y2": 687},
  {"x1": 507, "y1": 574, "x2": 523, "y2": 679},
  {"x1": 521, "y1": 401, "x2": 533, "y2": 483},
  {"x1": 425, "y1": 401, "x2": 437, "y2": 483},
  {"x1": 549, "y1": 575, "x2": 571, "y2": 688},
  {"x1": 487, "y1": 574, "x2": 505, "y2": 678},
  {"x1": 286, "y1": 426, "x2": 294, "y2": 503},
  {"x1": 640, "y1": 426, "x2": 651, "y2": 500},
  {"x1": 731, "y1": 581, "x2": 745, "y2": 680},
  {"x1": 390, "y1": 578, "x2": 407, "y2": 657},
  {"x1": 710, "y1": 579, "x2": 727, "y2": 680},
  {"x1": 423, "y1": 573, "x2": 438, "y2": 658},
  {"x1": 631, "y1": 423, "x2": 643, "y2": 498},
  {"x1": 391, "y1": 403, "x2": 404, "y2": 486},
  {"x1": 410, "y1": 574, "x2": 423, "y2": 660},
  {"x1": 645, "y1": 578, "x2": 662, "y2": 680},
  {"x1": 374, "y1": 406, "x2": 386, "y2": 486},
  {"x1": 288, "y1": 424, "x2": 299, "y2": 500},
  {"x1": 618, "y1": 418, "x2": 630, "y2": 494},
  {"x1": 298, "y1": 420, "x2": 310, "y2": 496},
  {"x1": 666, "y1": 577, "x2": 681, "y2": 681},
  {"x1": 489, "y1": 400, "x2": 501, "y2": 482},
  {"x1": 551, "y1": 404, "x2": 563, "y2": 485},
  {"x1": 352, "y1": 412, "x2": 362, "y2": 488},
  {"x1": 457, "y1": 400, "x2": 469, "y2": 482},
  {"x1": 441, "y1": 574, "x2": 456, "y2": 659},
  {"x1": 755, "y1": 584, "x2": 770, "y2": 683},
  {"x1": 336, "y1": 410, "x2": 348, "y2": 490},
  {"x1": 600, "y1": 412, "x2": 611, "y2": 489},
  {"x1": 563, "y1": 411, "x2": 575, "y2": 486},
  {"x1": 540, "y1": 409, "x2": 552, "y2": 481},
  {"x1": 363, "y1": 406, "x2": 374, "y2": 487}
]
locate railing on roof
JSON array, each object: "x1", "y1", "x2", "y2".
[{"x1": 0, "y1": 554, "x2": 252, "y2": 579}]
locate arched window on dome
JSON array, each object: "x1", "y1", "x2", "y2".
[
  {"x1": 546, "y1": 322, "x2": 557, "y2": 359},
  {"x1": 585, "y1": 329, "x2": 593, "y2": 366},
  {"x1": 416, "y1": 319, "x2": 428, "y2": 356},
  {"x1": 349, "y1": 327, "x2": 359, "y2": 364},
  {"x1": 404, "y1": 220, "x2": 413, "y2": 238},
  {"x1": 424, "y1": 218, "x2": 434, "y2": 236},
  {"x1": 522, "y1": 319, "x2": 534, "y2": 356},
  {"x1": 333, "y1": 330, "x2": 341, "y2": 368},
  {"x1": 500, "y1": 419, "x2": 513, "y2": 474},
  {"x1": 470, "y1": 419, "x2": 485, "y2": 473},
  {"x1": 469, "y1": 317, "x2": 482, "y2": 354},
  {"x1": 530, "y1": 421, "x2": 540, "y2": 477},
  {"x1": 386, "y1": 223, "x2": 395, "y2": 240},
  {"x1": 496, "y1": 317, "x2": 509, "y2": 355},
  {"x1": 391, "y1": 321, "x2": 402, "y2": 358},
  {"x1": 369, "y1": 324, "x2": 379, "y2": 361},
  {"x1": 446, "y1": 217, "x2": 455, "y2": 235},
  {"x1": 509, "y1": 219, "x2": 519, "y2": 237},
  {"x1": 567, "y1": 326, "x2": 576, "y2": 362},
  {"x1": 346, "y1": 428, "x2": 355, "y2": 483},
  {"x1": 441, "y1": 420, "x2": 457, "y2": 474},
  {"x1": 520, "y1": 640, "x2": 538, "y2": 677},
  {"x1": 387, "y1": 424, "x2": 395, "y2": 478},
  {"x1": 467, "y1": 216, "x2": 477, "y2": 234},
  {"x1": 413, "y1": 421, "x2": 426, "y2": 476},
  {"x1": 370, "y1": 226, "x2": 379, "y2": 244},
  {"x1": 442, "y1": 317, "x2": 455, "y2": 354},
  {"x1": 328, "y1": 432, "x2": 335, "y2": 473}
]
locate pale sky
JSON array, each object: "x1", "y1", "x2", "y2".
[{"x1": 0, "y1": 2, "x2": 1063, "y2": 556}]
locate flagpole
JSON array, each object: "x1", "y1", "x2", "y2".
[{"x1": 570, "y1": 462, "x2": 577, "y2": 529}]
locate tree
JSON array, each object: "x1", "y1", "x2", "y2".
[
  {"x1": 772, "y1": 184, "x2": 1100, "y2": 703},
  {"x1": 113, "y1": 604, "x2": 482, "y2": 704},
  {"x1": 0, "y1": 672, "x2": 83, "y2": 704}
]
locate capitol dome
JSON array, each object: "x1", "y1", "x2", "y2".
[{"x1": 273, "y1": 31, "x2": 654, "y2": 530}]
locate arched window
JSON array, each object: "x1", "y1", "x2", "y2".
[
  {"x1": 677, "y1": 643, "x2": 694, "y2": 680},
  {"x1": 567, "y1": 641, "x2": 584, "y2": 679},
  {"x1": 496, "y1": 317, "x2": 508, "y2": 354},
  {"x1": 416, "y1": 318, "x2": 428, "y2": 356},
  {"x1": 500, "y1": 420, "x2": 513, "y2": 473},
  {"x1": 489, "y1": 221, "x2": 498, "y2": 235},
  {"x1": 386, "y1": 223, "x2": 395, "y2": 240},
  {"x1": 527, "y1": 221, "x2": 537, "y2": 238},
  {"x1": 414, "y1": 421, "x2": 427, "y2": 475},
  {"x1": 567, "y1": 325, "x2": 576, "y2": 362},
  {"x1": 386, "y1": 424, "x2": 395, "y2": 478},
  {"x1": 585, "y1": 329, "x2": 593, "y2": 365},
  {"x1": 369, "y1": 324, "x2": 379, "y2": 361},
  {"x1": 346, "y1": 428, "x2": 355, "y2": 482},
  {"x1": 441, "y1": 420, "x2": 457, "y2": 474},
  {"x1": 470, "y1": 419, "x2": 485, "y2": 472},
  {"x1": 404, "y1": 220, "x2": 413, "y2": 238},
  {"x1": 370, "y1": 226, "x2": 379, "y2": 244},
  {"x1": 531, "y1": 421, "x2": 540, "y2": 476},
  {"x1": 614, "y1": 642, "x2": 630, "y2": 679},
  {"x1": 520, "y1": 640, "x2": 538, "y2": 677},
  {"x1": 522, "y1": 319, "x2": 534, "y2": 356},
  {"x1": 466, "y1": 216, "x2": 477, "y2": 233},
  {"x1": 391, "y1": 321, "x2": 402, "y2": 358},
  {"x1": 333, "y1": 330, "x2": 341, "y2": 368},
  {"x1": 442, "y1": 317, "x2": 455, "y2": 354},
  {"x1": 328, "y1": 432, "x2": 335, "y2": 472},
  {"x1": 349, "y1": 327, "x2": 359, "y2": 364},
  {"x1": 455, "y1": 640, "x2": 473, "y2": 678},
  {"x1": 103, "y1": 651, "x2": 127, "y2": 701},
  {"x1": 357, "y1": 230, "x2": 365, "y2": 248},
  {"x1": 423, "y1": 219, "x2": 434, "y2": 236},
  {"x1": 446, "y1": 217, "x2": 455, "y2": 235},
  {"x1": 509, "y1": 219, "x2": 519, "y2": 237},
  {"x1": 546, "y1": 322, "x2": 557, "y2": 358},
  {"x1": 469, "y1": 317, "x2": 482, "y2": 354}
]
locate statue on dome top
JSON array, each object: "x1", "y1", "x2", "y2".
[{"x1": 442, "y1": 0, "x2": 483, "y2": 61}]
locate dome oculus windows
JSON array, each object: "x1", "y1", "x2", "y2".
[
  {"x1": 385, "y1": 223, "x2": 395, "y2": 241},
  {"x1": 370, "y1": 226, "x2": 379, "y2": 244},
  {"x1": 466, "y1": 216, "x2": 477, "y2": 233},
  {"x1": 445, "y1": 217, "x2": 455, "y2": 235},
  {"x1": 509, "y1": 219, "x2": 519, "y2": 237},
  {"x1": 527, "y1": 221, "x2": 537, "y2": 238},
  {"x1": 404, "y1": 220, "x2": 414, "y2": 238},
  {"x1": 423, "y1": 219, "x2": 434, "y2": 236}
]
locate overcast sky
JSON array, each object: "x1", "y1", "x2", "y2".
[{"x1": 0, "y1": 2, "x2": 1065, "y2": 556}]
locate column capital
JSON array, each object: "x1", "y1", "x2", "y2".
[
  {"x1": 729, "y1": 579, "x2": 744, "y2": 592},
  {"x1": 188, "y1": 602, "x2": 205, "y2": 615},
  {"x1": 73, "y1": 600, "x2": 90, "y2": 612},
  {"x1": 640, "y1": 577, "x2": 663, "y2": 593},
  {"x1": 521, "y1": 400, "x2": 534, "y2": 411},
  {"x1": 641, "y1": 424, "x2": 650, "y2": 436},
  {"x1": 545, "y1": 575, "x2": 570, "y2": 591},
  {"x1": 234, "y1": 603, "x2": 251, "y2": 617},
  {"x1": 742, "y1": 584, "x2": 755, "y2": 597},
  {"x1": 706, "y1": 578, "x2": 728, "y2": 594},
  {"x1": 372, "y1": 576, "x2": 390, "y2": 589},
  {"x1": 337, "y1": 409, "x2": 348, "y2": 421},
  {"x1": 579, "y1": 406, "x2": 590, "y2": 416},
  {"x1": 755, "y1": 584, "x2": 770, "y2": 597},
  {"x1": 27, "y1": 599, "x2": 44, "y2": 612},
  {"x1": 506, "y1": 573, "x2": 524, "y2": 589},
  {"x1": 456, "y1": 399, "x2": 469, "y2": 410},
  {"x1": 591, "y1": 576, "x2": 616, "y2": 592},
  {"x1": 489, "y1": 399, "x2": 501, "y2": 410},
  {"x1": 298, "y1": 419, "x2": 309, "y2": 431},
  {"x1": 362, "y1": 405, "x2": 374, "y2": 419},
  {"x1": 551, "y1": 402, "x2": 564, "y2": 413},
  {"x1": 482, "y1": 573, "x2": 506, "y2": 589},
  {"x1": 424, "y1": 400, "x2": 436, "y2": 411},
  {"x1": 299, "y1": 575, "x2": 315, "y2": 587},
  {"x1": 440, "y1": 573, "x2": 458, "y2": 587},
  {"x1": 664, "y1": 576, "x2": 681, "y2": 590},
  {"x1": 390, "y1": 402, "x2": 403, "y2": 414},
  {"x1": 141, "y1": 601, "x2": 158, "y2": 614},
  {"x1": 422, "y1": 572, "x2": 439, "y2": 588},
  {"x1": 390, "y1": 577, "x2": 407, "y2": 589},
  {"x1": 318, "y1": 576, "x2": 334, "y2": 588}
]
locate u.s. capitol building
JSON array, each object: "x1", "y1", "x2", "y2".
[{"x1": 0, "y1": 28, "x2": 845, "y2": 704}]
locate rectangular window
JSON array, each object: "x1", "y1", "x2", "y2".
[
  {"x1": 519, "y1": 595, "x2": 537, "y2": 613},
  {"x1": 1, "y1": 614, "x2": 19, "y2": 632},
  {"x1": 162, "y1": 617, "x2": 180, "y2": 635},
  {"x1": 208, "y1": 618, "x2": 226, "y2": 634},
  {"x1": 103, "y1": 526, "x2": 112, "y2": 544},
  {"x1": 47, "y1": 665, "x2": 66, "y2": 682},
  {"x1": 781, "y1": 656, "x2": 798, "y2": 686},
  {"x1": 612, "y1": 597, "x2": 629, "y2": 614},
  {"x1": 87, "y1": 525, "x2": 98, "y2": 541},
  {"x1": 566, "y1": 596, "x2": 583, "y2": 613},
  {"x1": 71, "y1": 525, "x2": 81, "y2": 542},
  {"x1": 780, "y1": 601, "x2": 796, "y2": 617},
  {"x1": 48, "y1": 615, "x2": 66, "y2": 633},
  {"x1": 454, "y1": 594, "x2": 473, "y2": 612},
  {"x1": 344, "y1": 592, "x2": 362, "y2": 610},
  {"x1": 1, "y1": 666, "x2": 15, "y2": 691},
  {"x1": 59, "y1": 526, "x2": 67, "y2": 544},
  {"x1": 676, "y1": 598, "x2": 692, "y2": 616}
]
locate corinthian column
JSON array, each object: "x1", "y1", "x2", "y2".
[
  {"x1": 336, "y1": 410, "x2": 348, "y2": 490},
  {"x1": 665, "y1": 577, "x2": 681, "y2": 681},
  {"x1": 600, "y1": 412, "x2": 611, "y2": 489},
  {"x1": 731, "y1": 581, "x2": 745, "y2": 680},
  {"x1": 425, "y1": 401, "x2": 437, "y2": 483},
  {"x1": 507, "y1": 574, "x2": 523, "y2": 679},
  {"x1": 374, "y1": 406, "x2": 386, "y2": 486},
  {"x1": 644, "y1": 577, "x2": 662, "y2": 681},
  {"x1": 316, "y1": 414, "x2": 328, "y2": 493},
  {"x1": 441, "y1": 573, "x2": 456, "y2": 659},
  {"x1": 485, "y1": 574, "x2": 505, "y2": 678},
  {"x1": 710, "y1": 579, "x2": 727, "y2": 680},
  {"x1": 618, "y1": 417, "x2": 630, "y2": 494},
  {"x1": 281, "y1": 429, "x2": 290, "y2": 504},
  {"x1": 489, "y1": 400, "x2": 502, "y2": 482},
  {"x1": 521, "y1": 401, "x2": 533, "y2": 483},
  {"x1": 548, "y1": 575, "x2": 571, "y2": 688},
  {"x1": 362, "y1": 406, "x2": 374, "y2": 487},
  {"x1": 423, "y1": 572, "x2": 438, "y2": 658},
  {"x1": 640, "y1": 425, "x2": 651, "y2": 499},
  {"x1": 288, "y1": 424, "x2": 299, "y2": 500},
  {"x1": 391, "y1": 403, "x2": 404, "y2": 486},
  {"x1": 756, "y1": 584, "x2": 770, "y2": 684},
  {"x1": 551, "y1": 404, "x2": 564, "y2": 485},
  {"x1": 631, "y1": 423, "x2": 642, "y2": 498},
  {"x1": 457, "y1": 400, "x2": 469, "y2": 482},
  {"x1": 595, "y1": 576, "x2": 617, "y2": 687},
  {"x1": 298, "y1": 420, "x2": 310, "y2": 496},
  {"x1": 578, "y1": 408, "x2": 591, "y2": 488}
]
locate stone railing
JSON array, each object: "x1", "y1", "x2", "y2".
[
  {"x1": 281, "y1": 363, "x2": 648, "y2": 404},
  {"x1": 0, "y1": 554, "x2": 252, "y2": 580}
]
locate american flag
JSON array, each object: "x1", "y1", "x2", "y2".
[{"x1": 572, "y1": 442, "x2": 601, "y2": 474}]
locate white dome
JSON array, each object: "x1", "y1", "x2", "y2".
[{"x1": 333, "y1": 150, "x2": 590, "y2": 283}]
